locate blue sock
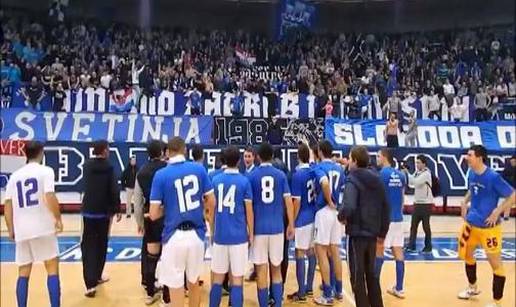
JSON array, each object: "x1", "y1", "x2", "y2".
[
  {"x1": 230, "y1": 285, "x2": 243, "y2": 307},
  {"x1": 257, "y1": 288, "x2": 268, "y2": 307},
  {"x1": 209, "y1": 283, "x2": 223, "y2": 307},
  {"x1": 375, "y1": 257, "x2": 384, "y2": 278},
  {"x1": 16, "y1": 277, "x2": 29, "y2": 307},
  {"x1": 271, "y1": 283, "x2": 283, "y2": 307},
  {"x1": 306, "y1": 254, "x2": 316, "y2": 292},
  {"x1": 323, "y1": 283, "x2": 332, "y2": 299},
  {"x1": 329, "y1": 258, "x2": 336, "y2": 292},
  {"x1": 395, "y1": 260, "x2": 405, "y2": 291},
  {"x1": 335, "y1": 280, "x2": 343, "y2": 295},
  {"x1": 295, "y1": 257, "x2": 306, "y2": 296},
  {"x1": 47, "y1": 275, "x2": 60, "y2": 307}
]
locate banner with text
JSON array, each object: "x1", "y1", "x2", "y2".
[
  {"x1": 0, "y1": 109, "x2": 213, "y2": 144},
  {"x1": 325, "y1": 118, "x2": 515, "y2": 151}
]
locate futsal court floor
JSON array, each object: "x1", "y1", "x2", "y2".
[{"x1": 1, "y1": 215, "x2": 515, "y2": 307}]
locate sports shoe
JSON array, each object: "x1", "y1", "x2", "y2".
[
  {"x1": 305, "y1": 289, "x2": 314, "y2": 297},
  {"x1": 405, "y1": 247, "x2": 417, "y2": 253},
  {"x1": 98, "y1": 274, "x2": 110, "y2": 285},
  {"x1": 457, "y1": 285, "x2": 481, "y2": 299},
  {"x1": 421, "y1": 247, "x2": 433, "y2": 253},
  {"x1": 314, "y1": 295, "x2": 334, "y2": 306},
  {"x1": 333, "y1": 292, "x2": 343, "y2": 301},
  {"x1": 387, "y1": 286, "x2": 406, "y2": 299},
  {"x1": 484, "y1": 302, "x2": 501, "y2": 307},
  {"x1": 84, "y1": 288, "x2": 96, "y2": 298},
  {"x1": 287, "y1": 292, "x2": 307, "y2": 303},
  {"x1": 145, "y1": 293, "x2": 160, "y2": 305}
]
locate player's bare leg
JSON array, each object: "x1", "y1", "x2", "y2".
[
  {"x1": 17, "y1": 264, "x2": 32, "y2": 307},
  {"x1": 486, "y1": 252, "x2": 505, "y2": 307},
  {"x1": 170, "y1": 286, "x2": 185, "y2": 307},
  {"x1": 187, "y1": 278, "x2": 201, "y2": 307}
]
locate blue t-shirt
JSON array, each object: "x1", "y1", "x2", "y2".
[
  {"x1": 248, "y1": 163, "x2": 291, "y2": 235},
  {"x1": 291, "y1": 164, "x2": 316, "y2": 228},
  {"x1": 212, "y1": 169, "x2": 253, "y2": 245},
  {"x1": 314, "y1": 160, "x2": 346, "y2": 211},
  {"x1": 380, "y1": 166, "x2": 406, "y2": 223},
  {"x1": 466, "y1": 167, "x2": 513, "y2": 228},
  {"x1": 150, "y1": 156, "x2": 214, "y2": 243}
]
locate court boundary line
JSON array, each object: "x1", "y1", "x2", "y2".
[{"x1": 58, "y1": 242, "x2": 81, "y2": 257}]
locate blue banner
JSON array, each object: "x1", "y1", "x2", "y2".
[
  {"x1": 0, "y1": 109, "x2": 214, "y2": 144},
  {"x1": 325, "y1": 118, "x2": 516, "y2": 151}
]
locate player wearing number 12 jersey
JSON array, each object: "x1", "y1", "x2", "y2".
[
  {"x1": 208, "y1": 146, "x2": 254, "y2": 307},
  {"x1": 149, "y1": 137, "x2": 216, "y2": 307},
  {"x1": 248, "y1": 143, "x2": 295, "y2": 307},
  {"x1": 4, "y1": 141, "x2": 63, "y2": 307}
]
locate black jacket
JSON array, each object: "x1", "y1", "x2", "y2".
[
  {"x1": 81, "y1": 158, "x2": 121, "y2": 215},
  {"x1": 338, "y1": 168, "x2": 390, "y2": 238},
  {"x1": 121, "y1": 165, "x2": 138, "y2": 189},
  {"x1": 137, "y1": 159, "x2": 167, "y2": 213}
]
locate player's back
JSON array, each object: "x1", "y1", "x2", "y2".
[
  {"x1": 6, "y1": 162, "x2": 56, "y2": 242},
  {"x1": 151, "y1": 157, "x2": 213, "y2": 242},
  {"x1": 292, "y1": 164, "x2": 316, "y2": 227},
  {"x1": 380, "y1": 166, "x2": 405, "y2": 223},
  {"x1": 212, "y1": 170, "x2": 252, "y2": 245},
  {"x1": 248, "y1": 163, "x2": 290, "y2": 235},
  {"x1": 314, "y1": 159, "x2": 346, "y2": 210}
]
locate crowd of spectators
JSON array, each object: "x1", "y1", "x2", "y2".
[{"x1": 1, "y1": 8, "x2": 514, "y2": 120}]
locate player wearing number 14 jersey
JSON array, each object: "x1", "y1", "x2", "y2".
[
  {"x1": 248, "y1": 143, "x2": 295, "y2": 307},
  {"x1": 149, "y1": 137, "x2": 216, "y2": 307}
]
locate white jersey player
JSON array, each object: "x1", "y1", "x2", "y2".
[{"x1": 3, "y1": 141, "x2": 63, "y2": 307}]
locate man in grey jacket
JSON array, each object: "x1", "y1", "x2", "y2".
[{"x1": 403, "y1": 155, "x2": 433, "y2": 253}]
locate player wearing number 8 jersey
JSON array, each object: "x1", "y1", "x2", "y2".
[
  {"x1": 208, "y1": 146, "x2": 254, "y2": 307},
  {"x1": 4, "y1": 141, "x2": 63, "y2": 307},
  {"x1": 457, "y1": 145, "x2": 515, "y2": 307},
  {"x1": 149, "y1": 137, "x2": 216, "y2": 307},
  {"x1": 248, "y1": 143, "x2": 295, "y2": 307}
]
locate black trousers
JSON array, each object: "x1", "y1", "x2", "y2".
[
  {"x1": 386, "y1": 135, "x2": 398, "y2": 148},
  {"x1": 428, "y1": 110, "x2": 441, "y2": 121},
  {"x1": 408, "y1": 204, "x2": 433, "y2": 250},
  {"x1": 475, "y1": 108, "x2": 489, "y2": 122},
  {"x1": 347, "y1": 237, "x2": 384, "y2": 307},
  {"x1": 81, "y1": 217, "x2": 110, "y2": 289},
  {"x1": 141, "y1": 231, "x2": 148, "y2": 286}
]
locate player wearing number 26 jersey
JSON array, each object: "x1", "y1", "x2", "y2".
[{"x1": 149, "y1": 137, "x2": 215, "y2": 305}]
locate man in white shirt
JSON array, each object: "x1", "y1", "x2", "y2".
[
  {"x1": 3, "y1": 141, "x2": 63, "y2": 307},
  {"x1": 443, "y1": 78, "x2": 455, "y2": 106},
  {"x1": 100, "y1": 70, "x2": 112, "y2": 90},
  {"x1": 450, "y1": 97, "x2": 467, "y2": 122},
  {"x1": 427, "y1": 90, "x2": 442, "y2": 120}
]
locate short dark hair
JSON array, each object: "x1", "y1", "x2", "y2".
[
  {"x1": 379, "y1": 148, "x2": 394, "y2": 166},
  {"x1": 258, "y1": 143, "x2": 273, "y2": 162},
  {"x1": 350, "y1": 146, "x2": 369, "y2": 168},
  {"x1": 92, "y1": 139, "x2": 109, "y2": 156},
  {"x1": 224, "y1": 146, "x2": 240, "y2": 168},
  {"x1": 168, "y1": 137, "x2": 185, "y2": 154},
  {"x1": 469, "y1": 145, "x2": 488, "y2": 162},
  {"x1": 147, "y1": 140, "x2": 163, "y2": 159},
  {"x1": 298, "y1": 143, "x2": 310, "y2": 164},
  {"x1": 318, "y1": 140, "x2": 333, "y2": 158},
  {"x1": 416, "y1": 154, "x2": 427, "y2": 165},
  {"x1": 191, "y1": 144, "x2": 204, "y2": 162},
  {"x1": 310, "y1": 144, "x2": 319, "y2": 160},
  {"x1": 25, "y1": 141, "x2": 44, "y2": 161},
  {"x1": 244, "y1": 146, "x2": 255, "y2": 155}
]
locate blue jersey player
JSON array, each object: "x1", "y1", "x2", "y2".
[
  {"x1": 313, "y1": 140, "x2": 346, "y2": 305},
  {"x1": 248, "y1": 143, "x2": 294, "y2": 307},
  {"x1": 287, "y1": 143, "x2": 318, "y2": 302},
  {"x1": 376, "y1": 148, "x2": 406, "y2": 299},
  {"x1": 457, "y1": 145, "x2": 515, "y2": 307},
  {"x1": 208, "y1": 146, "x2": 254, "y2": 307},
  {"x1": 149, "y1": 137, "x2": 216, "y2": 307}
]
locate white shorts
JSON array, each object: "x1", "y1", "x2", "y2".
[
  {"x1": 158, "y1": 230, "x2": 205, "y2": 289},
  {"x1": 211, "y1": 242, "x2": 248, "y2": 277},
  {"x1": 295, "y1": 223, "x2": 314, "y2": 250},
  {"x1": 251, "y1": 234, "x2": 284, "y2": 266},
  {"x1": 16, "y1": 235, "x2": 59, "y2": 266},
  {"x1": 384, "y1": 222, "x2": 405, "y2": 248},
  {"x1": 314, "y1": 206, "x2": 342, "y2": 246}
]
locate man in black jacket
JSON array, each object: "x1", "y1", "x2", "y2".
[
  {"x1": 338, "y1": 146, "x2": 390, "y2": 307},
  {"x1": 81, "y1": 140, "x2": 121, "y2": 298},
  {"x1": 121, "y1": 156, "x2": 138, "y2": 218}
]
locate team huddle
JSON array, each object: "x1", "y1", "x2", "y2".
[{"x1": 3, "y1": 139, "x2": 515, "y2": 307}]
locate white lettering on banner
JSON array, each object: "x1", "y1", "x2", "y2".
[
  {"x1": 204, "y1": 92, "x2": 222, "y2": 116},
  {"x1": 71, "y1": 113, "x2": 95, "y2": 141},
  {"x1": 497, "y1": 126, "x2": 516, "y2": 148},
  {"x1": 280, "y1": 93, "x2": 299, "y2": 118},
  {"x1": 102, "y1": 114, "x2": 124, "y2": 142},
  {"x1": 375, "y1": 125, "x2": 387, "y2": 146},
  {"x1": 172, "y1": 117, "x2": 182, "y2": 141},
  {"x1": 418, "y1": 126, "x2": 439, "y2": 148},
  {"x1": 139, "y1": 96, "x2": 152, "y2": 115},
  {"x1": 10, "y1": 111, "x2": 35, "y2": 140},
  {"x1": 460, "y1": 126, "x2": 482, "y2": 148},
  {"x1": 142, "y1": 116, "x2": 163, "y2": 142},
  {"x1": 307, "y1": 95, "x2": 316, "y2": 118},
  {"x1": 185, "y1": 118, "x2": 201, "y2": 144},
  {"x1": 244, "y1": 93, "x2": 267, "y2": 118},
  {"x1": 334, "y1": 124, "x2": 354, "y2": 145},
  {"x1": 85, "y1": 87, "x2": 106, "y2": 112},
  {"x1": 158, "y1": 91, "x2": 175, "y2": 116},
  {"x1": 438, "y1": 126, "x2": 461, "y2": 148},
  {"x1": 43, "y1": 112, "x2": 67, "y2": 141},
  {"x1": 222, "y1": 93, "x2": 234, "y2": 117},
  {"x1": 126, "y1": 114, "x2": 138, "y2": 142},
  {"x1": 354, "y1": 124, "x2": 376, "y2": 146}
]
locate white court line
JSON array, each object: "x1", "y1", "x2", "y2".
[
  {"x1": 58, "y1": 242, "x2": 81, "y2": 257},
  {"x1": 343, "y1": 288, "x2": 356, "y2": 307}
]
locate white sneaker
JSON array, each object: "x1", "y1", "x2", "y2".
[
  {"x1": 387, "y1": 286, "x2": 405, "y2": 299},
  {"x1": 145, "y1": 293, "x2": 160, "y2": 305},
  {"x1": 457, "y1": 285, "x2": 481, "y2": 300},
  {"x1": 484, "y1": 302, "x2": 501, "y2": 307},
  {"x1": 314, "y1": 295, "x2": 334, "y2": 306}
]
